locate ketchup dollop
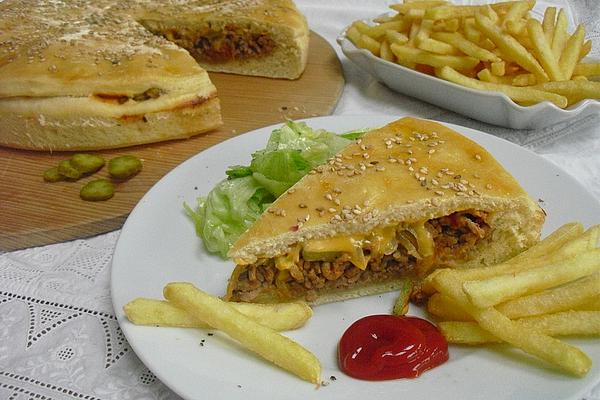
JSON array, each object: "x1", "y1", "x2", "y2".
[{"x1": 338, "y1": 315, "x2": 449, "y2": 380}]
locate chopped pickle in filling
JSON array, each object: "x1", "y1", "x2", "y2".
[
  {"x1": 228, "y1": 210, "x2": 491, "y2": 303},
  {"x1": 94, "y1": 87, "x2": 164, "y2": 104}
]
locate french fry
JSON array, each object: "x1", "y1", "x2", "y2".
[
  {"x1": 358, "y1": 34, "x2": 381, "y2": 56},
  {"x1": 535, "y1": 80, "x2": 600, "y2": 105},
  {"x1": 440, "y1": 311, "x2": 600, "y2": 344},
  {"x1": 495, "y1": 271, "x2": 600, "y2": 318},
  {"x1": 477, "y1": 68, "x2": 513, "y2": 84},
  {"x1": 463, "y1": 18, "x2": 481, "y2": 43},
  {"x1": 480, "y1": 5, "x2": 499, "y2": 24},
  {"x1": 365, "y1": 20, "x2": 411, "y2": 39},
  {"x1": 418, "y1": 37, "x2": 456, "y2": 54},
  {"x1": 439, "y1": 321, "x2": 501, "y2": 344},
  {"x1": 581, "y1": 295, "x2": 600, "y2": 311},
  {"x1": 527, "y1": 18, "x2": 563, "y2": 81},
  {"x1": 123, "y1": 298, "x2": 313, "y2": 331},
  {"x1": 559, "y1": 25, "x2": 586, "y2": 80},
  {"x1": 386, "y1": 29, "x2": 409, "y2": 45},
  {"x1": 462, "y1": 248, "x2": 600, "y2": 308},
  {"x1": 475, "y1": 12, "x2": 548, "y2": 83},
  {"x1": 432, "y1": 17, "x2": 460, "y2": 32},
  {"x1": 580, "y1": 40, "x2": 592, "y2": 60},
  {"x1": 380, "y1": 39, "x2": 395, "y2": 62},
  {"x1": 408, "y1": 20, "x2": 422, "y2": 47},
  {"x1": 390, "y1": 1, "x2": 448, "y2": 14},
  {"x1": 425, "y1": 5, "x2": 482, "y2": 20},
  {"x1": 427, "y1": 292, "x2": 473, "y2": 321},
  {"x1": 351, "y1": 20, "x2": 372, "y2": 35},
  {"x1": 491, "y1": 60, "x2": 505, "y2": 75},
  {"x1": 506, "y1": 19, "x2": 527, "y2": 36},
  {"x1": 518, "y1": 311, "x2": 600, "y2": 337},
  {"x1": 429, "y1": 290, "x2": 600, "y2": 325},
  {"x1": 574, "y1": 62, "x2": 600, "y2": 77},
  {"x1": 431, "y1": 270, "x2": 592, "y2": 376},
  {"x1": 431, "y1": 31, "x2": 499, "y2": 62},
  {"x1": 437, "y1": 66, "x2": 566, "y2": 107},
  {"x1": 541, "y1": 6, "x2": 556, "y2": 44},
  {"x1": 346, "y1": 26, "x2": 362, "y2": 46},
  {"x1": 163, "y1": 283, "x2": 321, "y2": 384},
  {"x1": 502, "y1": 1, "x2": 530, "y2": 26},
  {"x1": 512, "y1": 73, "x2": 536, "y2": 86},
  {"x1": 415, "y1": 18, "x2": 434, "y2": 45},
  {"x1": 391, "y1": 45, "x2": 479, "y2": 70},
  {"x1": 551, "y1": 9, "x2": 568, "y2": 58}
]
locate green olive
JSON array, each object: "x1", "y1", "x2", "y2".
[
  {"x1": 43, "y1": 166, "x2": 64, "y2": 182},
  {"x1": 80, "y1": 179, "x2": 115, "y2": 201},
  {"x1": 57, "y1": 160, "x2": 82, "y2": 180},
  {"x1": 71, "y1": 153, "x2": 105, "y2": 174},
  {"x1": 108, "y1": 155, "x2": 142, "y2": 180}
]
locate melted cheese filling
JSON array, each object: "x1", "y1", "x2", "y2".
[{"x1": 273, "y1": 221, "x2": 434, "y2": 271}]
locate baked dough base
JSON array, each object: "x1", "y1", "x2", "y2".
[{"x1": 0, "y1": 97, "x2": 221, "y2": 151}]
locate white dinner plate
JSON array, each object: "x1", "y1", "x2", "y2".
[
  {"x1": 337, "y1": 1, "x2": 600, "y2": 129},
  {"x1": 111, "y1": 115, "x2": 600, "y2": 400}
]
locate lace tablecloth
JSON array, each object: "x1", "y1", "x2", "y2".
[{"x1": 1, "y1": 1, "x2": 599, "y2": 399}]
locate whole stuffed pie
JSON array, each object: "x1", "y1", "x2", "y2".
[{"x1": 0, "y1": 0, "x2": 309, "y2": 151}]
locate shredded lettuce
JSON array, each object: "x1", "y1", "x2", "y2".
[{"x1": 185, "y1": 120, "x2": 367, "y2": 258}]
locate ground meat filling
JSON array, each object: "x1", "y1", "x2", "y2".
[
  {"x1": 191, "y1": 25, "x2": 276, "y2": 63},
  {"x1": 232, "y1": 210, "x2": 491, "y2": 303}
]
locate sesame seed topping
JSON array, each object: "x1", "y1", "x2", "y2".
[{"x1": 475, "y1": 154, "x2": 482, "y2": 160}]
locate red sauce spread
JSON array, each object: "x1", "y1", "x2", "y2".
[{"x1": 338, "y1": 315, "x2": 448, "y2": 380}]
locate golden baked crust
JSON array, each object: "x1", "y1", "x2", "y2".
[
  {"x1": 0, "y1": 0, "x2": 309, "y2": 151},
  {"x1": 226, "y1": 117, "x2": 545, "y2": 304},
  {"x1": 230, "y1": 117, "x2": 544, "y2": 260}
]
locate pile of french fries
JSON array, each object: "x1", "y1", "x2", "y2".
[
  {"x1": 346, "y1": 0, "x2": 600, "y2": 108},
  {"x1": 423, "y1": 222, "x2": 600, "y2": 376},
  {"x1": 124, "y1": 283, "x2": 321, "y2": 384}
]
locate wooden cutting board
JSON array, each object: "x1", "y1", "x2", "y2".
[{"x1": 0, "y1": 32, "x2": 344, "y2": 251}]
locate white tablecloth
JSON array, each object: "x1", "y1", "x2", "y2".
[{"x1": 1, "y1": 1, "x2": 599, "y2": 399}]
